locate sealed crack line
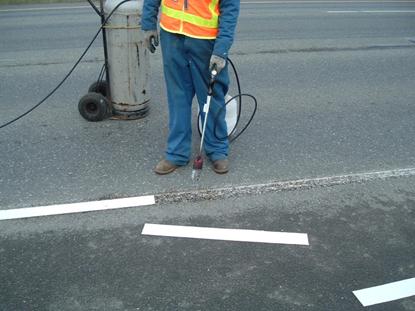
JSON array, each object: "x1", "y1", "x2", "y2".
[
  {"x1": 154, "y1": 167, "x2": 415, "y2": 205},
  {"x1": 0, "y1": 58, "x2": 103, "y2": 69},
  {"x1": 232, "y1": 44, "x2": 415, "y2": 56}
]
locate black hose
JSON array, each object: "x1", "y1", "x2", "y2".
[
  {"x1": 226, "y1": 57, "x2": 242, "y2": 138},
  {"x1": 97, "y1": 63, "x2": 106, "y2": 85},
  {"x1": 197, "y1": 57, "x2": 258, "y2": 143},
  {"x1": 221, "y1": 93, "x2": 257, "y2": 143}
]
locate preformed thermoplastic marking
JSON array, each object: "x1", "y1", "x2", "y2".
[
  {"x1": 142, "y1": 224, "x2": 309, "y2": 245},
  {"x1": 0, "y1": 195, "x2": 155, "y2": 221},
  {"x1": 154, "y1": 167, "x2": 415, "y2": 204},
  {"x1": 353, "y1": 277, "x2": 415, "y2": 306}
]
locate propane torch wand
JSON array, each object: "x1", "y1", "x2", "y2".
[{"x1": 191, "y1": 68, "x2": 217, "y2": 181}]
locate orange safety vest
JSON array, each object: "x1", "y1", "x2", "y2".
[{"x1": 160, "y1": 0, "x2": 220, "y2": 39}]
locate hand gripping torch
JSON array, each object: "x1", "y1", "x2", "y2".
[{"x1": 191, "y1": 68, "x2": 218, "y2": 181}]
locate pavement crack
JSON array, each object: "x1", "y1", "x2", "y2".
[
  {"x1": 0, "y1": 58, "x2": 103, "y2": 68},
  {"x1": 154, "y1": 167, "x2": 415, "y2": 205},
  {"x1": 233, "y1": 45, "x2": 415, "y2": 56}
]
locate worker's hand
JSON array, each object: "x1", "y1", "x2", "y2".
[
  {"x1": 209, "y1": 55, "x2": 226, "y2": 74},
  {"x1": 144, "y1": 30, "x2": 159, "y2": 53}
]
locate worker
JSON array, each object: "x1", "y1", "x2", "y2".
[{"x1": 141, "y1": 0, "x2": 240, "y2": 175}]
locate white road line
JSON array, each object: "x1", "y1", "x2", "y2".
[
  {"x1": 142, "y1": 223, "x2": 310, "y2": 245},
  {"x1": 353, "y1": 278, "x2": 415, "y2": 307},
  {"x1": 328, "y1": 10, "x2": 415, "y2": 13},
  {"x1": 0, "y1": 195, "x2": 155, "y2": 221},
  {"x1": 1, "y1": 167, "x2": 414, "y2": 220}
]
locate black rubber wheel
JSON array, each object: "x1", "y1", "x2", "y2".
[
  {"x1": 78, "y1": 92, "x2": 110, "y2": 122},
  {"x1": 88, "y1": 80, "x2": 108, "y2": 97}
]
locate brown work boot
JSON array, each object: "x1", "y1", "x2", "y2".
[
  {"x1": 154, "y1": 159, "x2": 179, "y2": 175},
  {"x1": 212, "y1": 159, "x2": 229, "y2": 174}
]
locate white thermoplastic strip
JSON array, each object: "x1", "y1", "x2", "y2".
[
  {"x1": 0, "y1": 196, "x2": 155, "y2": 221},
  {"x1": 353, "y1": 278, "x2": 415, "y2": 307},
  {"x1": 142, "y1": 223, "x2": 309, "y2": 245}
]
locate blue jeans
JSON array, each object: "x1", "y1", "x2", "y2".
[{"x1": 160, "y1": 28, "x2": 229, "y2": 166}]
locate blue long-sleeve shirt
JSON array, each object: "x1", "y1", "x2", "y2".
[{"x1": 141, "y1": 0, "x2": 240, "y2": 59}]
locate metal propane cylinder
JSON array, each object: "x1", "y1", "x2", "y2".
[{"x1": 104, "y1": 0, "x2": 150, "y2": 119}]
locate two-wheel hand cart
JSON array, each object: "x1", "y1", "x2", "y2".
[{"x1": 79, "y1": 0, "x2": 150, "y2": 121}]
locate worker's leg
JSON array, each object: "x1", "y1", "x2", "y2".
[
  {"x1": 185, "y1": 37, "x2": 230, "y2": 162},
  {"x1": 160, "y1": 29, "x2": 195, "y2": 165}
]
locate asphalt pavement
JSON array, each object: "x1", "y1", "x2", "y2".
[
  {"x1": 0, "y1": 1, "x2": 415, "y2": 310},
  {"x1": 1, "y1": 174, "x2": 415, "y2": 310}
]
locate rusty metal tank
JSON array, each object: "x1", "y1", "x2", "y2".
[{"x1": 104, "y1": 0, "x2": 150, "y2": 119}]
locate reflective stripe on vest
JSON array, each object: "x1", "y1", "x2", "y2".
[{"x1": 160, "y1": 0, "x2": 219, "y2": 39}]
